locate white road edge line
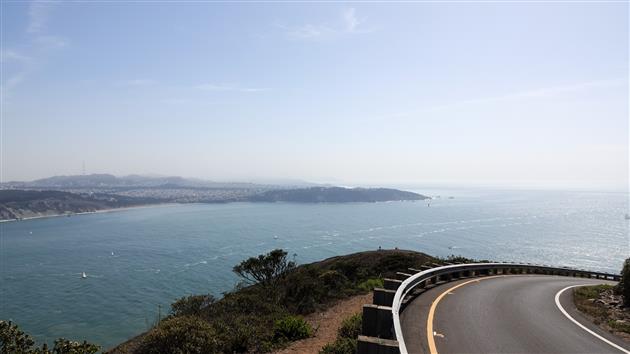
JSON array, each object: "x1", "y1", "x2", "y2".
[{"x1": 555, "y1": 284, "x2": 630, "y2": 354}]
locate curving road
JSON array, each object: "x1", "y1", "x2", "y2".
[{"x1": 400, "y1": 275, "x2": 630, "y2": 354}]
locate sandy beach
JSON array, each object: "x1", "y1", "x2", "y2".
[{"x1": 0, "y1": 203, "x2": 181, "y2": 223}]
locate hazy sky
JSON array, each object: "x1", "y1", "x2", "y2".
[{"x1": 1, "y1": 1, "x2": 628, "y2": 190}]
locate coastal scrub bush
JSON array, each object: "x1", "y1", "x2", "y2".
[
  {"x1": 357, "y1": 278, "x2": 383, "y2": 292},
  {"x1": 170, "y1": 294, "x2": 215, "y2": 317},
  {"x1": 319, "y1": 313, "x2": 362, "y2": 354},
  {"x1": 319, "y1": 270, "x2": 350, "y2": 297},
  {"x1": 337, "y1": 313, "x2": 362, "y2": 339},
  {"x1": 330, "y1": 260, "x2": 369, "y2": 282},
  {"x1": 376, "y1": 253, "x2": 419, "y2": 274},
  {"x1": 0, "y1": 321, "x2": 99, "y2": 354},
  {"x1": 137, "y1": 316, "x2": 219, "y2": 354},
  {"x1": 201, "y1": 287, "x2": 286, "y2": 352},
  {"x1": 0, "y1": 320, "x2": 34, "y2": 354},
  {"x1": 618, "y1": 258, "x2": 630, "y2": 307},
  {"x1": 212, "y1": 315, "x2": 270, "y2": 353},
  {"x1": 45, "y1": 339, "x2": 100, "y2": 354},
  {"x1": 280, "y1": 265, "x2": 325, "y2": 314},
  {"x1": 273, "y1": 315, "x2": 312, "y2": 342}
]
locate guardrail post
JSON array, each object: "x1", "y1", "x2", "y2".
[
  {"x1": 373, "y1": 288, "x2": 397, "y2": 307},
  {"x1": 362, "y1": 304, "x2": 394, "y2": 339},
  {"x1": 396, "y1": 272, "x2": 412, "y2": 280},
  {"x1": 357, "y1": 335, "x2": 400, "y2": 354},
  {"x1": 384, "y1": 278, "x2": 402, "y2": 291}
]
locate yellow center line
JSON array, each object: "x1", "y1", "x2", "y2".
[{"x1": 427, "y1": 275, "x2": 506, "y2": 354}]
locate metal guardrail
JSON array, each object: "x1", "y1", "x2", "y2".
[
  {"x1": 392, "y1": 262, "x2": 620, "y2": 354},
  {"x1": 360, "y1": 262, "x2": 620, "y2": 354}
]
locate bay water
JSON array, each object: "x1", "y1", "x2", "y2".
[{"x1": 1, "y1": 188, "x2": 628, "y2": 349}]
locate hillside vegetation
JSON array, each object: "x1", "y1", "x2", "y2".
[
  {"x1": 249, "y1": 187, "x2": 428, "y2": 203},
  {"x1": 573, "y1": 258, "x2": 630, "y2": 342},
  {"x1": 108, "y1": 249, "x2": 436, "y2": 354}
]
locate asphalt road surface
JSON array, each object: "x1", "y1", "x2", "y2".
[{"x1": 400, "y1": 275, "x2": 629, "y2": 354}]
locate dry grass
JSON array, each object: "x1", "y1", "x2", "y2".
[
  {"x1": 273, "y1": 293, "x2": 371, "y2": 354},
  {"x1": 573, "y1": 285, "x2": 630, "y2": 342}
]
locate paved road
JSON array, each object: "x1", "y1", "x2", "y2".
[{"x1": 400, "y1": 275, "x2": 629, "y2": 354}]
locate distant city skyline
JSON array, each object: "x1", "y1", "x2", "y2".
[{"x1": 1, "y1": 1, "x2": 628, "y2": 191}]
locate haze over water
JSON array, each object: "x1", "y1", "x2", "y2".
[{"x1": 0, "y1": 188, "x2": 627, "y2": 348}]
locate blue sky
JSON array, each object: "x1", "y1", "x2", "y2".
[{"x1": 1, "y1": 1, "x2": 628, "y2": 190}]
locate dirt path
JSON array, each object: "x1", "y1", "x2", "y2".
[{"x1": 274, "y1": 293, "x2": 372, "y2": 354}]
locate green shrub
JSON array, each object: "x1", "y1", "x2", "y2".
[
  {"x1": 357, "y1": 278, "x2": 383, "y2": 292},
  {"x1": 280, "y1": 265, "x2": 326, "y2": 314},
  {"x1": 619, "y1": 258, "x2": 630, "y2": 307},
  {"x1": 0, "y1": 320, "x2": 35, "y2": 354},
  {"x1": 198, "y1": 286, "x2": 286, "y2": 352},
  {"x1": 137, "y1": 316, "x2": 219, "y2": 354},
  {"x1": 319, "y1": 313, "x2": 362, "y2": 354},
  {"x1": 0, "y1": 321, "x2": 99, "y2": 354},
  {"x1": 212, "y1": 316, "x2": 270, "y2": 353},
  {"x1": 45, "y1": 339, "x2": 99, "y2": 354},
  {"x1": 319, "y1": 337, "x2": 357, "y2": 354},
  {"x1": 331, "y1": 261, "x2": 369, "y2": 282},
  {"x1": 609, "y1": 319, "x2": 630, "y2": 333},
  {"x1": 375, "y1": 254, "x2": 419, "y2": 274},
  {"x1": 170, "y1": 294, "x2": 215, "y2": 317},
  {"x1": 337, "y1": 314, "x2": 361, "y2": 339},
  {"x1": 273, "y1": 316, "x2": 312, "y2": 342},
  {"x1": 319, "y1": 270, "x2": 351, "y2": 298}
]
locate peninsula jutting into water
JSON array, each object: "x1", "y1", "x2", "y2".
[{"x1": 0, "y1": 174, "x2": 429, "y2": 221}]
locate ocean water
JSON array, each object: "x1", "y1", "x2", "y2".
[{"x1": 0, "y1": 188, "x2": 628, "y2": 349}]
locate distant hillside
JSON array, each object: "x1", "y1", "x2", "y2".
[
  {"x1": 2, "y1": 174, "x2": 317, "y2": 190},
  {"x1": 248, "y1": 187, "x2": 428, "y2": 203},
  {"x1": 0, "y1": 190, "x2": 160, "y2": 221},
  {"x1": 4, "y1": 174, "x2": 222, "y2": 189}
]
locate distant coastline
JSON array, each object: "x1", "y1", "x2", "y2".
[{"x1": 0, "y1": 180, "x2": 429, "y2": 222}]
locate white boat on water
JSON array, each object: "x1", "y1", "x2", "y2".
[{"x1": 81, "y1": 272, "x2": 87, "y2": 279}]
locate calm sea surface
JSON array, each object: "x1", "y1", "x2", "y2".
[{"x1": 1, "y1": 188, "x2": 628, "y2": 349}]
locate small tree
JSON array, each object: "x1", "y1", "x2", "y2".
[
  {"x1": 233, "y1": 249, "x2": 296, "y2": 286},
  {"x1": 619, "y1": 258, "x2": 630, "y2": 307}
]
